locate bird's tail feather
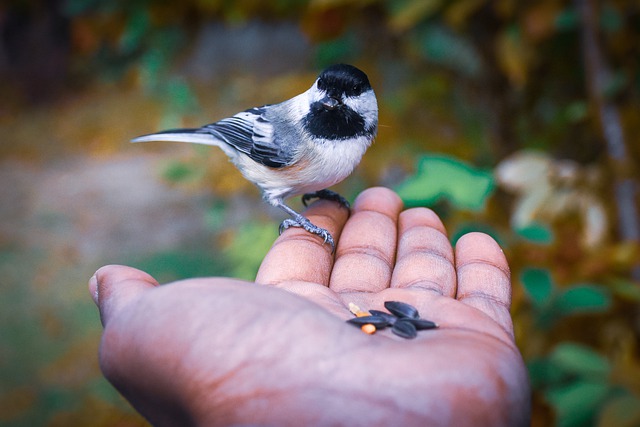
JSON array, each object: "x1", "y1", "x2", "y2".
[{"x1": 131, "y1": 129, "x2": 220, "y2": 146}]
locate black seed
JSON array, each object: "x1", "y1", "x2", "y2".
[
  {"x1": 346, "y1": 315, "x2": 389, "y2": 328},
  {"x1": 391, "y1": 319, "x2": 417, "y2": 339},
  {"x1": 368, "y1": 310, "x2": 397, "y2": 325},
  {"x1": 384, "y1": 301, "x2": 419, "y2": 319},
  {"x1": 405, "y1": 318, "x2": 438, "y2": 330}
]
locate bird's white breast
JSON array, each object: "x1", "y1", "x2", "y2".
[{"x1": 234, "y1": 135, "x2": 370, "y2": 204}]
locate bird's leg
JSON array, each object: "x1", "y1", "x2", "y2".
[
  {"x1": 301, "y1": 189, "x2": 350, "y2": 209},
  {"x1": 275, "y1": 199, "x2": 336, "y2": 253}
]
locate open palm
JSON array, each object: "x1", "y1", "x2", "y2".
[{"x1": 91, "y1": 187, "x2": 530, "y2": 426}]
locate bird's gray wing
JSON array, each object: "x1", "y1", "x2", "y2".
[{"x1": 203, "y1": 106, "x2": 293, "y2": 168}]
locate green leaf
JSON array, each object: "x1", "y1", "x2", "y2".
[
  {"x1": 527, "y1": 358, "x2": 565, "y2": 389},
  {"x1": 548, "y1": 343, "x2": 611, "y2": 379},
  {"x1": 515, "y1": 222, "x2": 554, "y2": 244},
  {"x1": 520, "y1": 268, "x2": 554, "y2": 307},
  {"x1": 415, "y1": 25, "x2": 483, "y2": 78},
  {"x1": 395, "y1": 154, "x2": 495, "y2": 211},
  {"x1": 140, "y1": 48, "x2": 166, "y2": 90},
  {"x1": 555, "y1": 9, "x2": 579, "y2": 31},
  {"x1": 565, "y1": 101, "x2": 588, "y2": 123},
  {"x1": 119, "y1": 6, "x2": 150, "y2": 55},
  {"x1": 166, "y1": 77, "x2": 199, "y2": 114},
  {"x1": 545, "y1": 381, "x2": 611, "y2": 427},
  {"x1": 556, "y1": 284, "x2": 612, "y2": 316}
]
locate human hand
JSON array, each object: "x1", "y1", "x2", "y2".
[{"x1": 90, "y1": 187, "x2": 530, "y2": 427}]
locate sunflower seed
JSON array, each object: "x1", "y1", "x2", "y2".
[
  {"x1": 405, "y1": 318, "x2": 438, "y2": 330},
  {"x1": 391, "y1": 319, "x2": 418, "y2": 339},
  {"x1": 368, "y1": 310, "x2": 397, "y2": 325},
  {"x1": 346, "y1": 315, "x2": 390, "y2": 328},
  {"x1": 384, "y1": 301, "x2": 419, "y2": 319}
]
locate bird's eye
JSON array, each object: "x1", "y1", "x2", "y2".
[{"x1": 317, "y1": 78, "x2": 325, "y2": 90}]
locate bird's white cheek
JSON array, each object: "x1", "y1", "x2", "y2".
[
  {"x1": 287, "y1": 91, "x2": 313, "y2": 121},
  {"x1": 343, "y1": 90, "x2": 378, "y2": 129},
  {"x1": 306, "y1": 85, "x2": 326, "y2": 105}
]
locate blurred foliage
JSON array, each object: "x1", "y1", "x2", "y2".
[
  {"x1": 395, "y1": 154, "x2": 495, "y2": 211},
  {"x1": 496, "y1": 150, "x2": 608, "y2": 249},
  {"x1": 224, "y1": 222, "x2": 279, "y2": 281},
  {"x1": 1, "y1": 0, "x2": 640, "y2": 426},
  {"x1": 529, "y1": 342, "x2": 640, "y2": 427},
  {"x1": 520, "y1": 268, "x2": 612, "y2": 330}
]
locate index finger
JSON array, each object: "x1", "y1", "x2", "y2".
[
  {"x1": 329, "y1": 187, "x2": 403, "y2": 293},
  {"x1": 256, "y1": 199, "x2": 349, "y2": 286}
]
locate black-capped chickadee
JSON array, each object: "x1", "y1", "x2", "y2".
[{"x1": 132, "y1": 64, "x2": 378, "y2": 252}]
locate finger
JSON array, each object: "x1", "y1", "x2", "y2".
[
  {"x1": 455, "y1": 232, "x2": 514, "y2": 337},
  {"x1": 90, "y1": 264, "x2": 159, "y2": 326},
  {"x1": 256, "y1": 198, "x2": 349, "y2": 286},
  {"x1": 390, "y1": 208, "x2": 456, "y2": 297},
  {"x1": 329, "y1": 187, "x2": 403, "y2": 293}
]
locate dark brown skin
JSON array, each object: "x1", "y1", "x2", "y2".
[{"x1": 90, "y1": 187, "x2": 531, "y2": 427}]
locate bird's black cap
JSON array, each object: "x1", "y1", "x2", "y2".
[{"x1": 317, "y1": 64, "x2": 372, "y2": 97}]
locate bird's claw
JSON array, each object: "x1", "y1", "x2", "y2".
[
  {"x1": 302, "y1": 189, "x2": 350, "y2": 210},
  {"x1": 279, "y1": 217, "x2": 336, "y2": 253}
]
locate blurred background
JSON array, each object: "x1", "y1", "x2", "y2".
[{"x1": 1, "y1": 0, "x2": 639, "y2": 425}]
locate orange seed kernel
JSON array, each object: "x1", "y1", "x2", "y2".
[{"x1": 361, "y1": 324, "x2": 376, "y2": 334}]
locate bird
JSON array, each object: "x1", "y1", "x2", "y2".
[{"x1": 131, "y1": 64, "x2": 378, "y2": 252}]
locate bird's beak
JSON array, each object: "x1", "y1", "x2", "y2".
[{"x1": 321, "y1": 96, "x2": 342, "y2": 110}]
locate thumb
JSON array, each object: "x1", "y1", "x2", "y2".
[{"x1": 89, "y1": 265, "x2": 159, "y2": 326}]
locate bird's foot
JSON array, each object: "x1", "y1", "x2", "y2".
[
  {"x1": 302, "y1": 189, "x2": 350, "y2": 209},
  {"x1": 279, "y1": 216, "x2": 336, "y2": 253}
]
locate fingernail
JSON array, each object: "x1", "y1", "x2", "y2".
[{"x1": 89, "y1": 273, "x2": 99, "y2": 305}]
